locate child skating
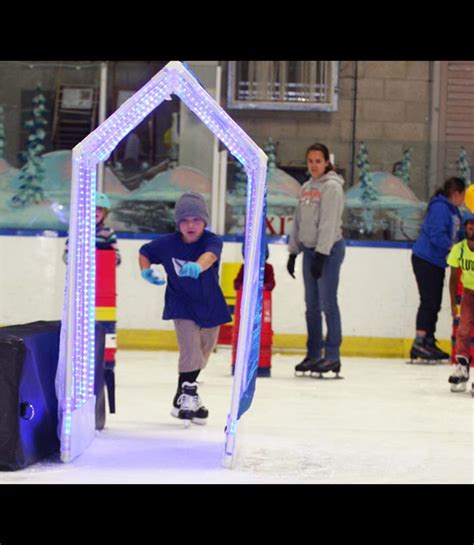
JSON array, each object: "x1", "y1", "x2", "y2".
[
  {"x1": 447, "y1": 211, "x2": 474, "y2": 395},
  {"x1": 139, "y1": 192, "x2": 231, "y2": 426}
]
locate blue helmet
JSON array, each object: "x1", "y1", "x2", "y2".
[
  {"x1": 96, "y1": 192, "x2": 111, "y2": 211},
  {"x1": 463, "y1": 210, "x2": 474, "y2": 225}
]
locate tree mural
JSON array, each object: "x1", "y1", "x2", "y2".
[
  {"x1": 232, "y1": 154, "x2": 248, "y2": 197},
  {"x1": 263, "y1": 136, "x2": 277, "y2": 171},
  {"x1": 11, "y1": 86, "x2": 47, "y2": 207},
  {"x1": 0, "y1": 105, "x2": 5, "y2": 161},
  {"x1": 356, "y1": 141, "x2": 378, "y2": 234},
  {"x1": 394, "y1": 147, "x2": 412, "y2": 185}
]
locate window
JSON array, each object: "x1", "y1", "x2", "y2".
[
  {"x1": 227, "y1": 61, "x2": 339, "y2": 111},
  {"x1": 61, "y1": 87, "x2": 95, "y2": 110}
]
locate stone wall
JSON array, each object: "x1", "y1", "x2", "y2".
[{"x1": 225, "y1": 61, "x2": 432, "y2": 199}]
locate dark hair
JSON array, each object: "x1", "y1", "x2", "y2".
[
  {"x1": 434, "y1": 176, "x2": 466, "y2": 198},
  {"x1": 306, "y1": 142, "x2": 334, "y2": 174}
]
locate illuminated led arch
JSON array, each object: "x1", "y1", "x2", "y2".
[{"x1": 57, "y1": 61, "x2": 267, "y2": 465}]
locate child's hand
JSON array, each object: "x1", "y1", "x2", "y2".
[
  {"x1": 179, "y1": 262, "x2": 202, "y2": 279},
  {"x1": 141, "y1": 269, "x2": 166, "y2": 285}
]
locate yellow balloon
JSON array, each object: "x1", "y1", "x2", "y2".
[{"x1": 465, "y1": 184, "x2": 474, "y2": 213}]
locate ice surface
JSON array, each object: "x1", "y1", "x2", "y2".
[{"x1": 1, "y1": 350, "x2": 472, "y2": 484}]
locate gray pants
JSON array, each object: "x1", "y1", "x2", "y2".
[{"x1": 173, "y1": 319, "x2": 219, "y2": 373}]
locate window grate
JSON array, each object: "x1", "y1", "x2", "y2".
[{"x1": 227, "y1": 61, "x2": 339, "y2": 111}]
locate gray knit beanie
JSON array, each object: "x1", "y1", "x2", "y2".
[{"x1": 174, "y1": 192, "x2": 209, "y2": 227}]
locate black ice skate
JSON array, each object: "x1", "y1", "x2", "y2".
[
  {"x1": 425, "y1": 337, "x2": 450, "y2": 360},
  {"x1": 310, "y1": 358, "x2": 344, "y2": 379},
  {"x1": 448, "y1": 355, "x2": 470, "y2": 393},
  {"x1": 407, "y1": 338, "x2": 444, "y2": 365},
  {"x1": 171, "y1": 381, "x2": 209, "y2": 427},
  {"x1": 294, "y1": 356, "x2": 322, "y2": 376}
]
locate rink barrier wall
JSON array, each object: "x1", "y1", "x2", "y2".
[
  {"x1": 0, "y1": 232, "x2": 456, "y2": 359},
  {"x1": 115, "y1": 330, "x2": 451, "y2": 358}
]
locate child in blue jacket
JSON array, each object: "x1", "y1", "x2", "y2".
[
  {"x1": 410, "y1": 177, "x2": 465, "y2": 361},
  {"x1": 139, "y1": 192, "x2": 231, "y2": 426}
]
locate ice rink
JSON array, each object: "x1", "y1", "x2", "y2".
[{"x1": 1, "y1": 349, "x2": 472, "y2": 484}]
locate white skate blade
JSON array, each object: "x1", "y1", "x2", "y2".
[
  {"x1": 311, "y1": 373, "x2": 344, "y2": 380},
  {"x1": 406, "y1": 359, "x2": 443, "y2": 365},
  {"x1": 450, "y1": 382, "x2": 467, "y2": 393},
  {"x1": 171, "y1": 409, "x2": 193, "y2": 427}
]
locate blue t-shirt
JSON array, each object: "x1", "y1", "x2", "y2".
[{"x1": 139, "y1": 231, "x2": 232, "y2": 328}]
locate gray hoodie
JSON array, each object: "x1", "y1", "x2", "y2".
[{"x1": 288, "y1": 170, "x2": 345, "y2": 256}]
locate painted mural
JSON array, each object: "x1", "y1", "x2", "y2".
[{"x1": 0, "y1": 90, "x2": 471, "y2": 240}]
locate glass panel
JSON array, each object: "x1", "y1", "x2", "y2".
[
  {"x1": 1, "y1": 61, "x2": 472, "y2": 240},
  {"x1": 104, "y1": 61, "x2": 219, "y2": 235},
  {"x1": 0, "y1": 61, "x2": 216, "y2": 235},
  {"x1": 222, "y1": 137, "x2": 474, "y2": 242},
  {"x1": 0, "y1": 61, "x2": 100, "y2": 231}
]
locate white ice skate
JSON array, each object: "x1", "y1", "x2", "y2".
[
  {"x1": 172, "y1": 381, "x2": 209, "y2": 428},
  {"x1": 448, "y1": 356, "x2": 470, "y2": 393}
]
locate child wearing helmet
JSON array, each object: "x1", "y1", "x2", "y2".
[
  {"x1": 447, "y1": 211, "x2": 474, "y2": 393},
  {"x1": 63, "y1": 191, "x2": 121, "y2": 415},
  {"x1": 63, "y1": 191, "x2": 121, "y2": 266}
]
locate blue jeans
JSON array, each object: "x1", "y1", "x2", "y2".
[{"x1": 302, "y1": 239, "x2": 345, "y2": 360}]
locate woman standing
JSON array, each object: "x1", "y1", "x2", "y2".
[
  {"x1": 410, "y1": 177, "x2": 466, "y2": 361},
  {"x1": 287, "y1": 143, "x2": 345, "y2": 377}
]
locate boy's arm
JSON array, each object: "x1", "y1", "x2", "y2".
[
  {"x1": 139, "y1": 254, "x2": 151, "y2": 270},
  {"x1": 234, "y1": 265, "x2": 244, "y2": 291},
  {"x1": 105, "y1": 229, "x2": 121, "y2": 266},
  {"x1": 264, "y1": 263, "x2": 276, "y2": 291},
  {"x1": 449, "y1": 267, "x2": 459, "y2": 318},
  {"x1": 113, "y1": 243, "x2": 121, "y2": 266},
  {"x1": 180, "y1": 234, "x2": 221, "y2": 279},
  {"x1": 196, "y1": 251, "x2": 218, "y2": 272},
  {"x1": 139, "y1": 252, "x2": 165, "y2": 285}
]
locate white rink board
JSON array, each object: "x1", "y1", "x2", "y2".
[{"x1": 0, "y1": 236, "x2": 456, "y2": 342}]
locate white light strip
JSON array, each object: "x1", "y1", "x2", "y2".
[{"x1": 59, "y1": 61, "x2": 267, "y2": 466}]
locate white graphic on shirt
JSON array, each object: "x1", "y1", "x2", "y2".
[{"x1": 172, "y1": 257, "x2": 187, "y2": 275}]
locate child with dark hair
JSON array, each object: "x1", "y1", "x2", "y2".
[
  {"x1": 447, "y1": 211, "x2": 474, "y2": 393},
  {"x1": 139, "y1": 192, "x2": 231, "y2": 426},
  {"x1": 234, "y1": 243, "x2": 275, "y2": 292},
  {"x1": 410, "y1": 177, "x2": 465, "y2": 361},
  {"x1": 63, "y1": 192, "x2": 121, "y2": 266}
]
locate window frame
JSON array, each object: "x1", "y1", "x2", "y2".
[{"x1": 226, "y1": 60, "x2": 339, "y2": 112}]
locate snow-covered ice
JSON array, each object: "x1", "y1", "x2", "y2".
[{"x1": 1, "y1": 350, "x2": 472, "y2": 484}]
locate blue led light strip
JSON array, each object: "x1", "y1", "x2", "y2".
[{"x1": 58, "y1": 61, "x2": 267, "y2": 467}]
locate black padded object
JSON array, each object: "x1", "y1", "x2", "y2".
[
  {"x1": 0, "y1": 321, "x2": 61, "y2": 470},
  {"x1": 94, "y1": 322, "x2": 106, "y2": 429},
  {"x1": 0, "y1": 321, "x2": 107, "y2": 470}
]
